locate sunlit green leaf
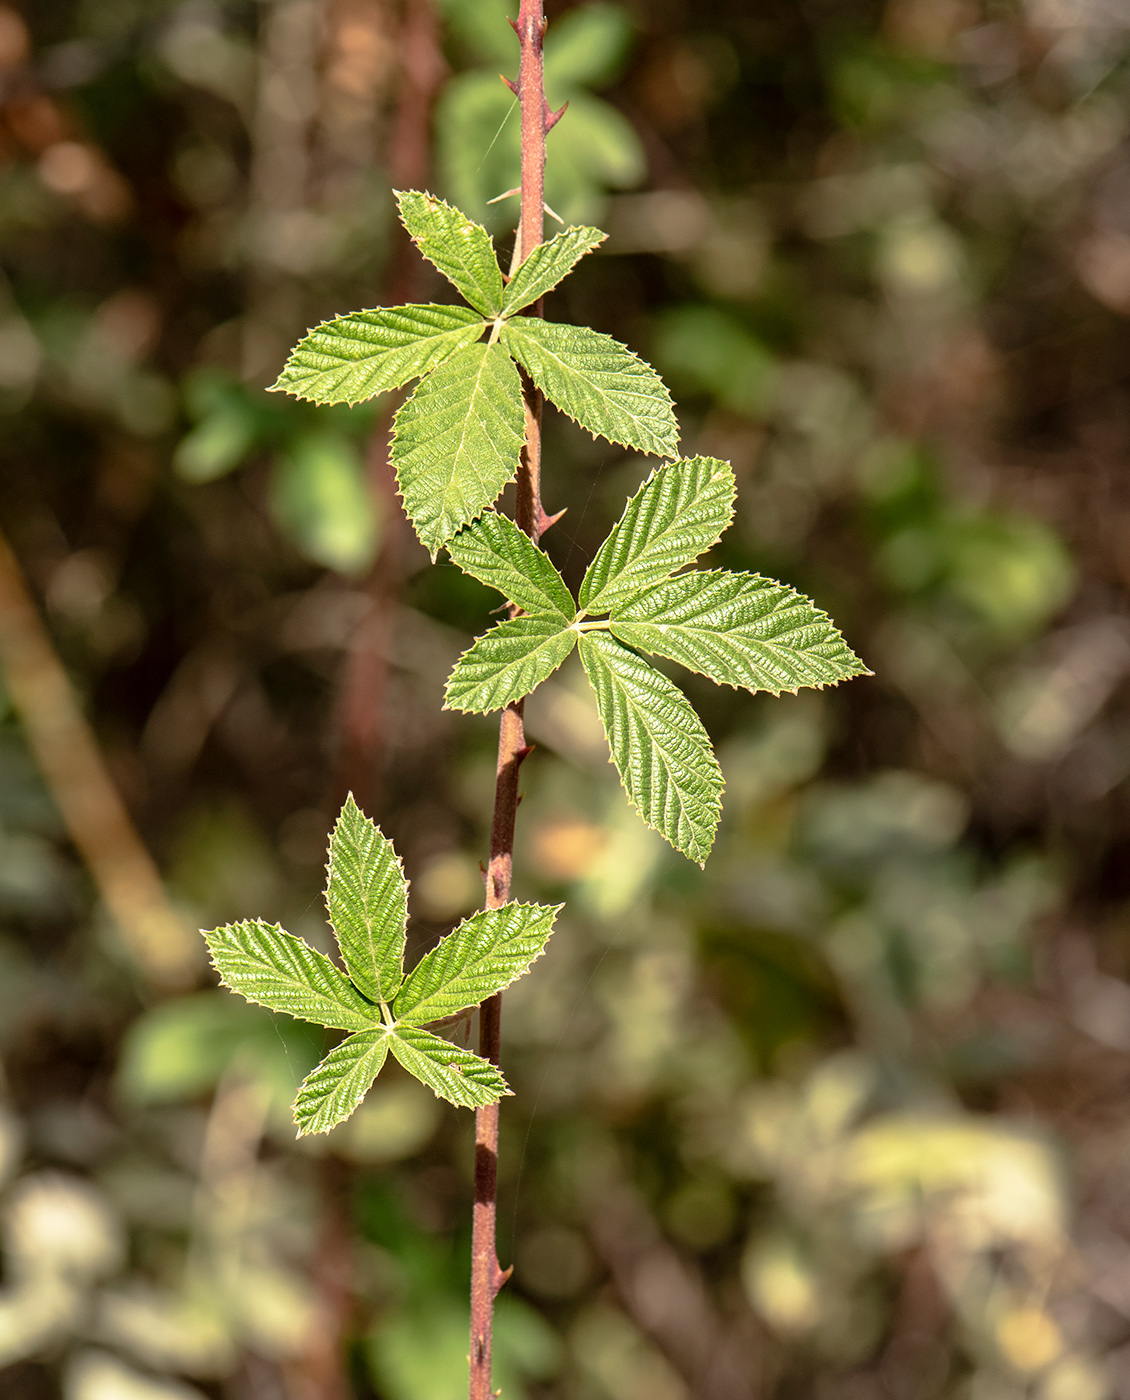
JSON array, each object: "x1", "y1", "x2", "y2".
[
  {"x1": 502, "y1": 319, "x2": 678, "y2": 457},
  {"x1": 392, "y1": 342, "x2": 525, "y2": 557},
  {"x1": 444, "y1": 616, "x2": 576, "y2": 714},
  {"x1": 611, "y1": 570, "x2": 869, "y2": 693},
  {"x1": 203, "y1": 920, "x2": 377, "y2": 1032},
  {"x1": 447, "y1": 511, "x2": 575, "y2": 619},
  {"x1": 396, "y1": 190, "x2": 504, "y2": 317},
  {"x1": 579, "y1": 632, "x2": 722, "y2": 864},
  {"x1": 502, "y1": 226, "x2": 607, "y2": 315},
  {"x1": 271, "y1": 304, "x2": 484, "y2": 406},
  {"x1": 389, "y1": 1025, "x2": 510, "y2": 1108},
  {"x1": 580, "y1": 456, "x2": 735, "y2": 614},
  {"x1": 394, "y1": 902, "x2": 559, "y2": 1025},
  {"x1": 326, "y1": 795, "x2": 407, "y2": 1003},
  {"x1": 293, "y1": 1029, "x2": 391, "y2": 1136}
]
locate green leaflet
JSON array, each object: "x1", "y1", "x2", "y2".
[
  {"x1": 396, "y1": 190, "x2": 504, "y2": 317},
  {"x1": 293, "y1": 1029, "x2": 390, "y2": 1135},
  {"x1": 502, "y1": 319, "x2": 678, "y2": 458},
  {"x1": 326, "y1": 795, "x2": 407, "y2": 1003},
  {"x1": 611, "y1": 571, "x2": 870, "y2": 694},
  {"x1": 580, "y1": 456, "x2": 735, "y2": 614},
  {"x1": 389, "y1": 1025, "x2": 511, "y2": 1109},
  {"x1": 391, "y1": 342, "x2": 526, "y2": 557},
  {"x1": 578, "y1": 632, "x2": 723, "y2": 865},
  {"x1": 444, "y1": 616, "x2": 576, "y2": 714},
  {"x1": 502, "y1": 225, "x2": 607, "y2": 315},
  {"x1": 270, "y1": 304, "x2": 484, "y2": 406},
  {"x1": 447, "y1": 512, "x2": 574, "y2": 620},
  {"x1": 203, "y1": 920, "x2": 376, "y2": 1032},
  {"x1": 394, "y1": 903, "x2": 559, "y2": 1024}
]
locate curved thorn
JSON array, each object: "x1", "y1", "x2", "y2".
[
  {"x1": 545, "y1": 99, "x2": 568, "y2": 131},
  {"x1": 500, "y1": 73, "x2": 518, "y2": 95}
]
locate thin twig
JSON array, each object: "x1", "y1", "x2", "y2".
[{"x1": 469, "y1": 3, "x2": 549, "y2": 1397}]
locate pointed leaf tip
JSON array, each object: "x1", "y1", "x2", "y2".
[
  {"x1": 389, "y1": 1025, "x2": 510, "y2": 1109},
  {"x1": 611, "y1": 570, "x2": 870, "y2": 695},
  {"x1": 326, "y1": 795, "x2": 408, "y2": 1003},
  {"x1": 293, "y1": 1028, "x2": 390, "y2": 1135},
  {"x1": 580, "y1": 456, "x2": 736, "y2": 615},
  {"x1": 579, "y1": 631, "x2": 722, "y2": 863},
  {"x1": 203, "y1": 919, "x2": 378, "y2": 1031},
  {"x1": 502, "y1": 320, "x2": 678, "y2": 459},
  {"x1": 273, "y1": 304, "x2": 484, "y2": 407},
  {"x1": 502, "y1": 225, "x2": 607, "y2": 315},
  {"x1": 394, "y1": 901, "x2": 561, "y2": 1024},
  {"x1": 395, "y1": 189, "x2": 504, "y2": 317}
]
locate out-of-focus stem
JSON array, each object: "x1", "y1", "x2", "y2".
[
  {"x1": 468, "y1": 4, "x2": 548, "y2": 1398},
  {"x1": 0, "y1": 526, "x2": 198, "y2": 987}
]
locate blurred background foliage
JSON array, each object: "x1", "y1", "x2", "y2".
[{"x1": 0, "y1": 0, "x2": 1129, "y2": 1398}]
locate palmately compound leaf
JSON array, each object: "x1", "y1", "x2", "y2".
[
  {"x1": 444, "y1": 616, "x2": 576, "y2": 714},
  {"x1": 392, "y1": 342, "x2": 525, "y2": 557},
  {"x1": 502, "y1": 319, "x2": 678, "y2": 458},
  {"x1": 580, "y1": 456, "x2": 736, "y2": 615},
  {"x1": 271, "y1": 304, "x2": 484, "y2": 406},
  {"x1": 293, "y1": 1028, "x2": 391, "y2": 1136},
  {"x1": 203, "y1": 920, "x2": 377, "y2": 1032},
  {"x1": 389, "y1": 1025, "x2": 510, "y2": 1108},
  {"x1": 611, "y1": 570, "x2": 870, "y2": 694},
  {"x1": 579, "y1": 632, "x2": 722, "y2": 864},
  {"x1": 396, "y1": 189, "x2": 504, "y2": 317},
  {"x1": 394, "y1": 902, "x2": 559, "y2": 1025},
  {"x1": 501, "y1": 225, "x2": 607, "y2": 315},
  {"x1": 326, "y1": 795, "x2": 408, "y2": 1003},
  {"x1": 447, "y1": 512, "x2": 574, "y2": 620}
]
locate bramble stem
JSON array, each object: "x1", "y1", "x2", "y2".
[{"x1": 469, "y1": 3, "x2": 548, "y2": 1398}]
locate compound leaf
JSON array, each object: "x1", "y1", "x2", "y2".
[
  {"x1": 502, "y1": 319, "x2": 678, "y2": 458},
  {"x1": 447, "y1": 512, "x2": 574, "y2": 620},
  {"x1": 396, "y1": 189, "x2": 503, "y2": 317},
  {"x1": 326, "y1": 795, "x2": 407, "y2": 1003},
  {"x1": 204, "y1": 920, "x2": 377, "y2": 1032},
  {"x1": 389, "y1": 1025, "x2": 510, "y2": 1108},
  {"x1": 579, "y1": 632, "x2": 722, "y2": 864},
  {"x1": 271, "y1": 304, "x2": 484, "y2": 406},
  {"x1": 611, "y1": 570, "x2": 870, "y2": 694},
  {"x1": 394, "y1": 902, "x2": 559, "y2": 1025},
  {"x1": 580, "y1": 457, "x2": 735, "y2": 614},
  {"x1": 392, "y1": 342, "x2": 525, "y2": 557},
  {"x1": 444, "y1": 616, "x2": 576, "y2": 713},
  {"x1": 292, "y1": 1029, "x2": 390, "y2": 1136},
  {"x1": 502, "y1": 225, "x2": 607, "y2": 315}
]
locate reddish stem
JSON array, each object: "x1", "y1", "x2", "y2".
[{"x1": 468, "y1": 4, "x2": 548, "y2": 1398}]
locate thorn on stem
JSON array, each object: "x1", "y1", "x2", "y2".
[
  {"x1": 545, "y1": 100, "x2": 568, "y2": 131},
  {"x1": 493, "y1": 1263, "x2": 513, "y2": 1296},
  {"x1": 487, "y1": 186, "x2": 521, "y2": 205},
  {"x1": 508, "y1": 16, "x2": 519, "y2": 35},
  {"x1": 538, "y1": 505, "x2": 567, "y2": 534},
  {"x1": 500, "y1": 74, "x2": 518, "y2": 95}
]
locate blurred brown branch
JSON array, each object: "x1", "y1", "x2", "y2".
[{"x1": 0, "y1": 524, "x2": 199, "y2": 987}]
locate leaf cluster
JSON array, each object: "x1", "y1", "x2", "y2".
[
  {"x1": 272, "y1": 191, "x2": 677, "y2": 556},
  {"x1": 203, "y1": 796, "x2": 558, "y2": 1134},
  {"x1": 444, "y1": 457, "x2": 869, "y2": 863}
]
